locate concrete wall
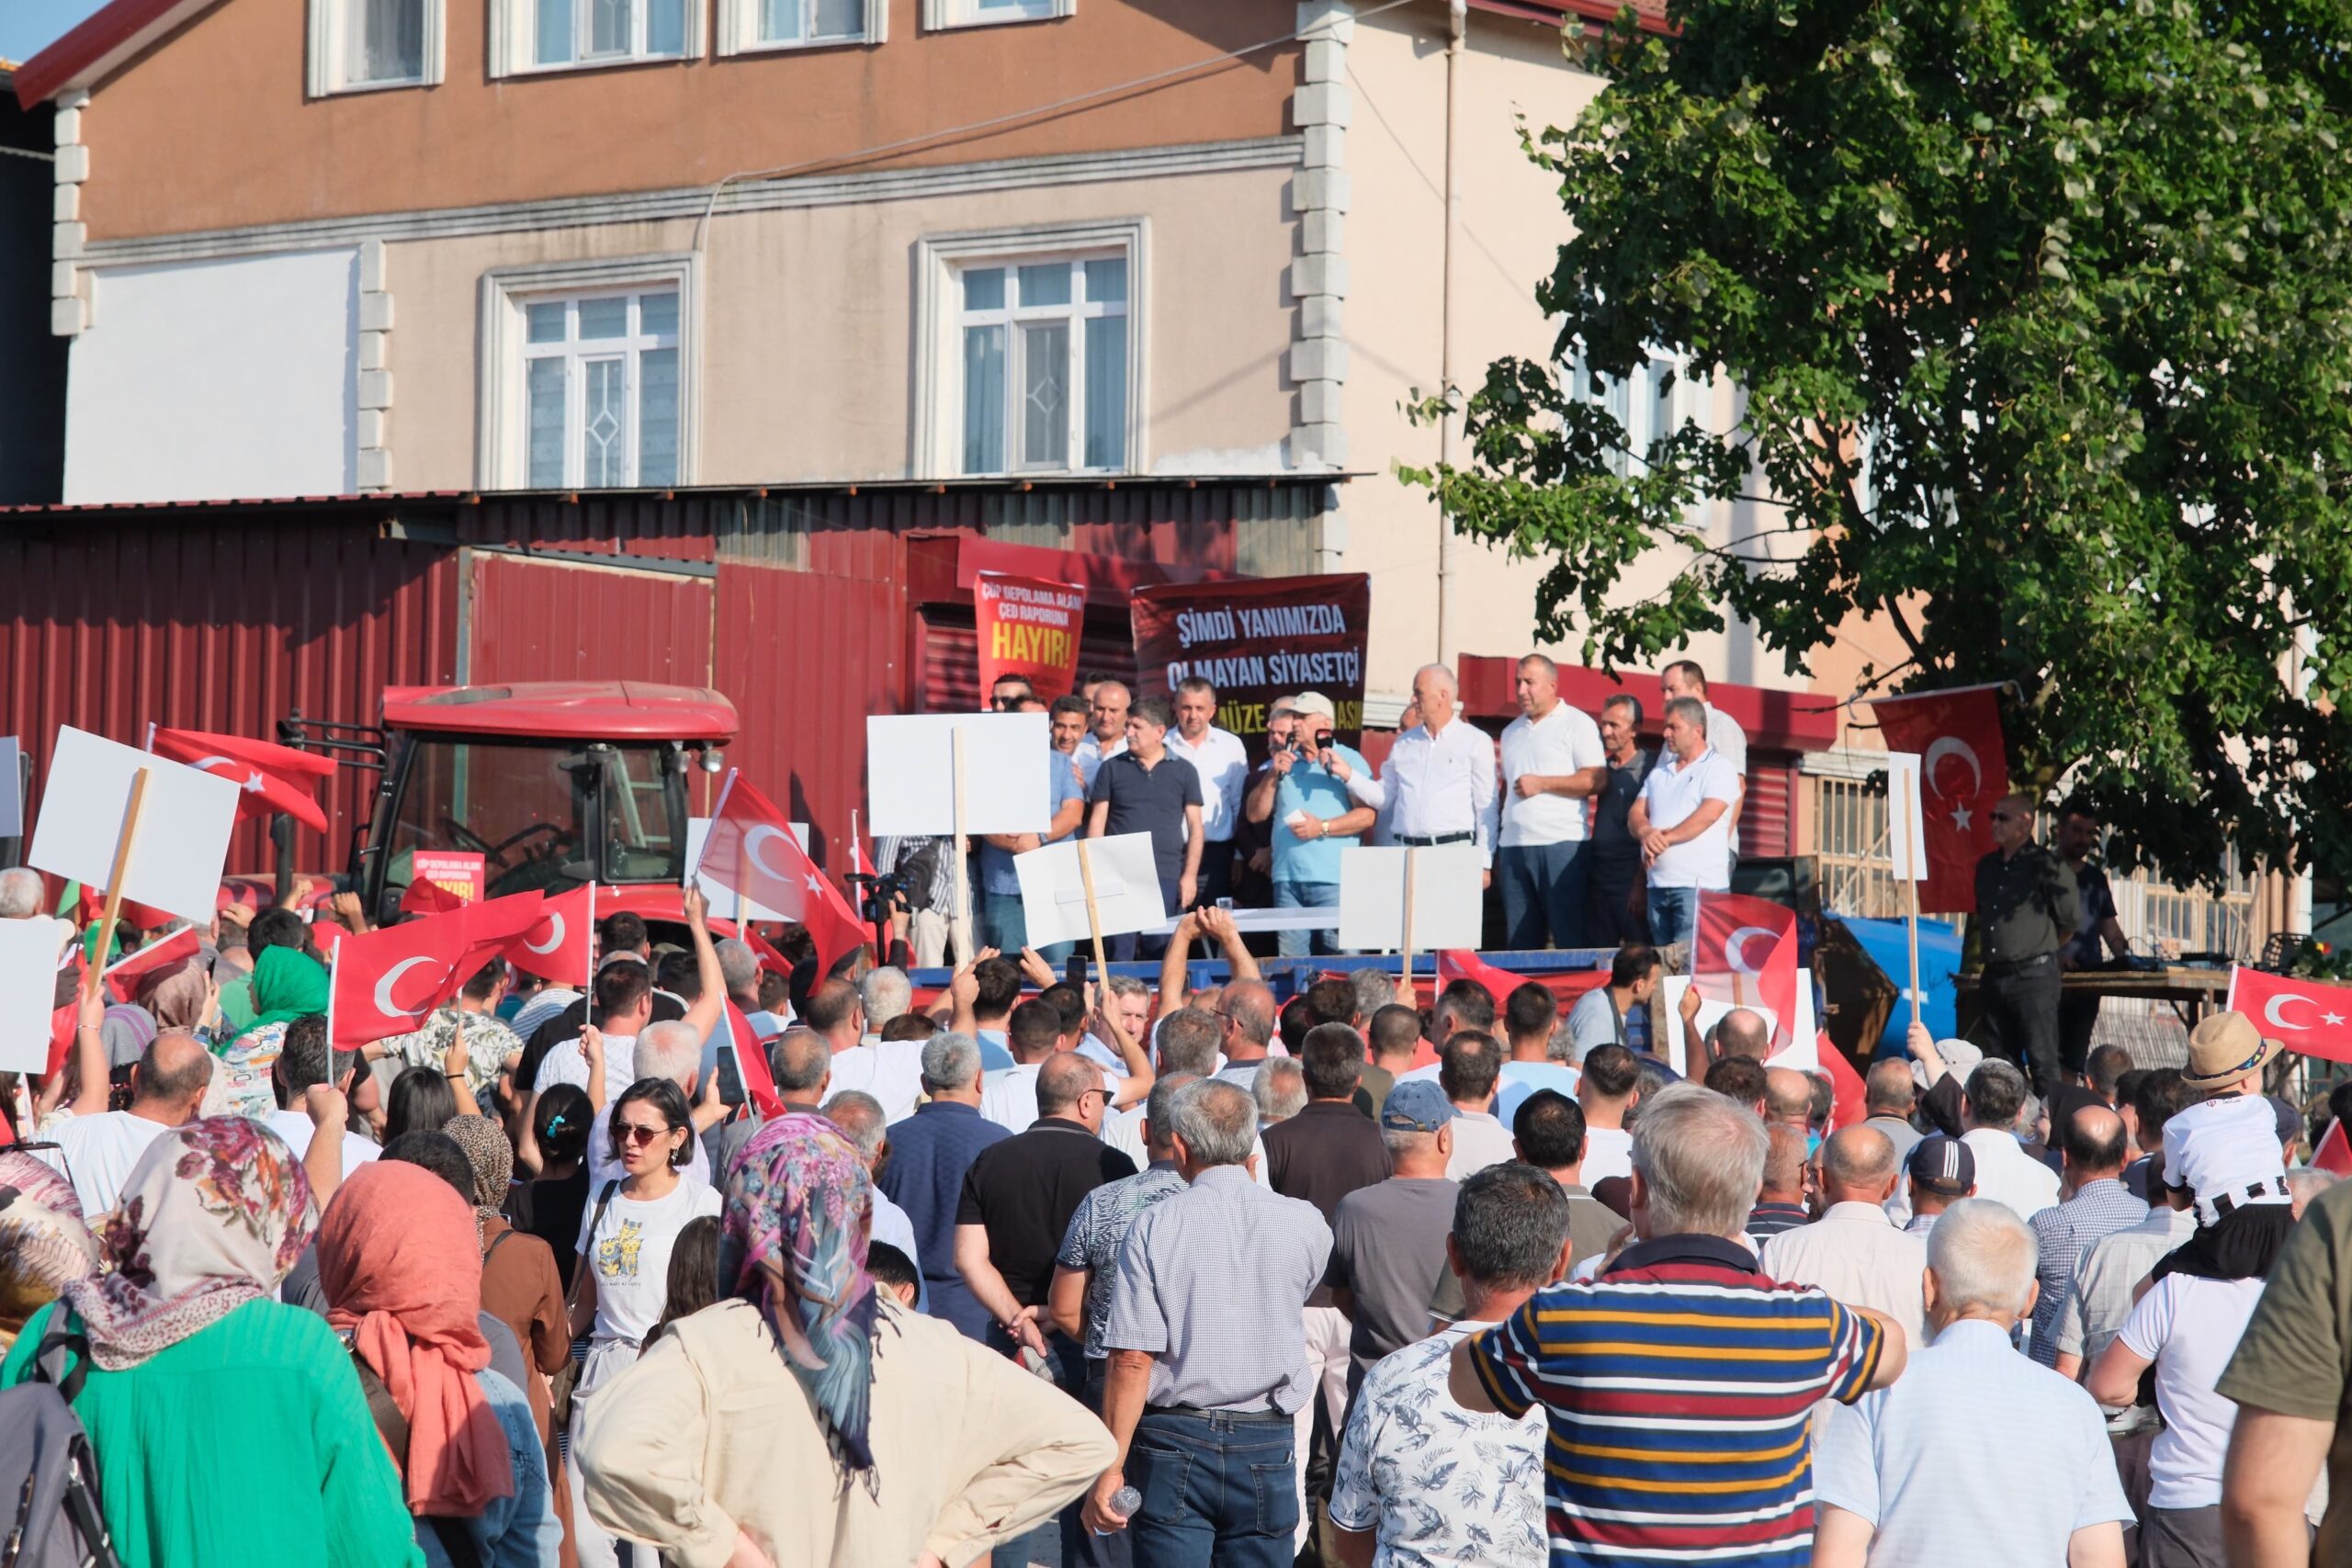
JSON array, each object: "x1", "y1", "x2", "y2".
[
  {"x1": 64, "y1": 247, "x2": 357, "y2": 502},
  {"x1": 1339, "y1": 8, "x2": 1812, "y2": 703}
]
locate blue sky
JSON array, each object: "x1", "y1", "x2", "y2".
[{"x1": 3, "y1": 0, "x2": 108, "y2": 63}]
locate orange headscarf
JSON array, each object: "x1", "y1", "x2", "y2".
[{"x1": 318, "y1": 1161, "x2": 514, "y2": 1517}]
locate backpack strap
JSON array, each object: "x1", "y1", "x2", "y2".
[
  {"x1": 348, "y1": 1346, "x2": 485, "y2": 1568},
  {"x1": 31, "y1": 1321, "x2": 92, "y2": 1405},
  {"x1": 481, "y1": 1228, "x2": 517, "y2": 1269}
]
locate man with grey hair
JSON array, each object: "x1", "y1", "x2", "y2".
[
  {"x1": 1351, "y1": 965, "x2": 1396, "y2": 1021},
  {"x1": 1330, "y1": 1081, "x2": 1462, "y2": 1392},
  {"x1": 1814, "y1": 1200, "x2": 2131, "y2": 1568},
  {"x1": 1959, "y1": 1057, "x2": 2062, "y2": 1218},
  {"x1": 820, "y1": 1089, "x2": 922, "y2": 1287},
  {"x1": 1449, "y1": 1083, "x2": 1905, "y2": 1563},
  {"x1": 0, "y1": 866, "x2": 44, "y2": 920},
  {"x1": 595, "y1": 1017, "x2": 717, "y2": 1186},
  {"x1": 877, "y1": 1031, "x2": 1008, "y2": 1342},
  {"x1": 1375, "y1": 661, "x2": 1498, "y2": 895},
  {"x1": 827, "y1": 968, "x2": 926, "y2": 1122},
  {"x1": 1211, "y1": 979, "x2": 1280, "y2": 1090},
  {"x1": 712, "y1": 935, "x2": 771, "y2": 1023},
  {"x1": 1085, "y1": 1078, "x2": 1334, "y2": 1560},
  {"x1": 1626, "y1": 694, "x2": 1739, "y2": 946},
  {"x1": 1252, "y1": 1057, "x2": 1307, "y2": 1125}
]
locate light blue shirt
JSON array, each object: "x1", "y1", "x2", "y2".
[
  {"x1": 974, "y1": 1028, "x2": 1016, "y2": 1072},
  {"x1": 1272, "y1": 743, "x2": 1376, "y2": 887},
  {"x1": 979, "y1": 749, "x2": 1088, "y2": 897},
  {"x1": 1813, "y1": 1318, "x2": 2132, "y2": 1567},
  {"x1": 420, "y1": 1368, "x2": 561, "y2": 1568},
  {"x1": 1494, "y1": 1062, "x2": 1583, "y2": 1127}
]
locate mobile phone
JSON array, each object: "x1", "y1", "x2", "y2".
[
  {"x1": 715, "y1": 1043, "x2": 747, "y2": 1111},
  {"x1": 1065, "y1": 953, "x2": 1090, "y2": 991}
]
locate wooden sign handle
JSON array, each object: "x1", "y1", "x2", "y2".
[
  {"x1": 1076, "y1": 839, "x2": 1112, "y2": 982},
  {"x1": 950, "y1": 727, "x2": 973, "y2": 964},
  {"x1": 84, "y1": 767, "x2": 151, "y2": 1002},
  {"x1": 1400, "y1": 845, "x2": 1417, "y2": 1008}
]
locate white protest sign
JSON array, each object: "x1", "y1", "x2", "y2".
[
  {"x1": 0, "y1": 916, "x2": 73, "y2": 1073},
  {"x1": 29, "y1": 727, "x2": 240, "y2": 925},
  {"x1": 1660, "y1": 968, "x2": 1817, "y2": 1077},
  {"x1": 1014, "y1": 833, "x2": 1165, "y2": 948},
  {"x1": 686, "y1": 817, "x2": 808, "y2": 922},
  {"x1": 1884, "y1": 751, "x2": 1929, "y2": 882},
  {"x1": 1337, "y1": 843, "x2": 1484, "y2": 952},
  {"x1": 0, "y1": 737, "x2": 21, "y2": 839},
  {"x1": 864, "y1": 713, "x2": 1052, "y2": 837}
]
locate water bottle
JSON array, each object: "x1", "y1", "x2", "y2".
[{"x1": 1092, "y1": 1485, "x2": 1142, "y2": 1536}]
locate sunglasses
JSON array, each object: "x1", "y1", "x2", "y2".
[
  {"x1": 616, "y1": 1122, "x2": 674, "y2": 1145},
  {"x1": 1989, "y1": 811, "x2": 2024, "y2": 822}
]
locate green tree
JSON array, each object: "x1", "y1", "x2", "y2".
[{"x1": 1407, "y1": 0, "x2": 2352, "y2": 887}]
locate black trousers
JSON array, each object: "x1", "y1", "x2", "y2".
[
  {"x1": 2059, "y1": 987, "x2": 2103, "y2": 1077},
  {"x1": 1585, "y1": 857, "x2": 1648, "y2": 947},
  {"x1": 1981, "y1": 954, "x2": 2064, "y2": 1101}
]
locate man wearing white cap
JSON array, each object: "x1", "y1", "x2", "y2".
[{"x1": 1246, "y1": 692, "x2": 1383, "y2": 956}]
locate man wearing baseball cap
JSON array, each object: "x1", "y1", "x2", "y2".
[
  {"x1": 1903, "y1": 1135, "x2": 1978, "y2": 1236},
  {"x1": 1325, "y1": 1081, "x2": 1459, "y2": 1391},
  {"x1": 1243, "y1": 691, "x2": 1385, "y2": 957}
]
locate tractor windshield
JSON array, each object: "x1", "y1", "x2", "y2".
[{"x1": 376, "y1": 736, "x2": 686, "y2": 919}]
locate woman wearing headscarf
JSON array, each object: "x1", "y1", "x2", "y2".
[
  {"x1": 319, "y1": 1159, "x2": 560, "y2": 1568},
  {"x1": 220, "y1": 944, "x2": 332, "y2": 1121},
  {"x1": 576, "y1": 1114, "x2": 1113, "y2": 1568},
  {"x1": 0, "y1": 1151, "x2": 99, "y2": 1350},
  {"x1": 447, "y1": 1113, "x2": 579, "y2": 1568},
  {"x1": 0, "y1": 1117, "x2": 421, "y2": 1567},
  {"x1": 134, "y1": 953, "x2": 214, "y2": 1034}
]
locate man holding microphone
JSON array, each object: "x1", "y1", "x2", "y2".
[{"x1": 1245, "y1": 693, "x2": 1385, "y2": 956}]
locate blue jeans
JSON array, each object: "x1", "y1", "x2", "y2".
[
  {"x1": 989, "y1": 1329, "x2": 1090, "y2": 1567},
  {"x1": 1272, "y1": 876, "x2": 1340, "y2": 957},
  {"x1": 1647, "y1": 885, "x2": 1698, "y2": 948},
  {"x1": 1497, "y1": 840, "x2": 1589, "y2": 950},
  {"x1": 980, "y1": 890, "x2": 1029, "y2": 953},
  {"x1": 1127, "y1": 1409, "x2": 1298, "y2": 1568}
]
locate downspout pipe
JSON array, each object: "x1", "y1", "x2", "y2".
[{"x1": 1435, "y1": 0, "x2": 1466, "y2": 664}]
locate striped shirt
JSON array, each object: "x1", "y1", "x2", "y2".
[{"x1": 1467, "y1": 1234, "x2": 1887, "y2": 1567}]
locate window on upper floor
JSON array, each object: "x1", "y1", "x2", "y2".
[
  {"x1": 309, "y1": 0, "x2": 444, "y2": 95},
  {"x1": 958, "y1": 254, "x2": 1128, "y2": 473},
  {"x1": 479, "y1": 259, "x2": 697, "y2": 489},
  {"x1": 923, "y1": 0, "x2": 1072, "y2": 29},
  {"x1": 717, "y1": 0, "x2": 885, "y2": 51},
  {"x1": 486, "y1": 0, "x2": 698, "y2": 73}
]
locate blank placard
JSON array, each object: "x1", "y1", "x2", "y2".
[
  {"x1": 0, "y1": 737, "x2": 20, "y2": 839},
  {"x1": 0, "y1": 917, "x2": 73, "y2": 1073},
  {"x1": 1336, "y1": 843, "x2": 1485, "y2": 952},
  {"x1": 29, "y1": 727, "x2": 240, "y2": 926},
  {"x1": 1015, "y1": 833, "x2": 1165, "y2": 948},
  {"x1": 1884, "y1": 751, "x2": 1929, "y2": 882},
  {"x1": 865, "y1": 713, "x2": 1052, "y2": 837}
]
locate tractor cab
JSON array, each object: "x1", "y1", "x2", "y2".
[{"x1": 286, "y1": 682, "x2": 735, "y2": 929}]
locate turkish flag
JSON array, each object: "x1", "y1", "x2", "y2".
[
  {"x1": 1692, "y1": 891, "x2": 1799, "y2": 1046},
  {"x1": 2227, "y1": 967, "x2": 2352, "y2": 1065},
  {"x1": 723, "y1": 998, "x2": 784, "y2": 1122},
  {"x1": 401, "y1": 877, "x2": 471, "y2": 917},
  {"x1": 1871, "y1": 688, "x2": 2009, "y2": 912},
  {"x1": 699, "y1": 773, "x2": 870, "y2": 979},
  {"x1": 454, "y1": 891, "x2": 547, "y2": 981},
  {"x1": 328, "y1": 910, "x2": 476, "y2": 1048},
  {"x1": 101, "y1": 925, "x2": 202, "y2": 1002},
  {"x1": 1818, "y1": 1032, "x2": 1869, "y2": 1132},
  {"x1": 74, "y1": 881, "x2": 174, "y2": 946},
  {"x1": 48, "y1": 952, "x2": 85, "y2": 1077},
  {"x1": 1438, "y1": 949, "x2": 1525, "y2": 1004},
  {"x1": 2313, "y1": 1118, "x2": 2352, "y2": 1177},
  {"x1": 502, "y1": 884, "x2": 594, "y2": 988},
  {"x1": 151, "y1": 727, "x2": 335, "y2": 834}
]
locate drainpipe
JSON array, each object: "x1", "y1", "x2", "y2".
[{"x1": 1434, "y1": 0, "x2": 1466, "y2": 664}]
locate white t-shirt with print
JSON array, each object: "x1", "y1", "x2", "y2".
[
  {"x1": 585, "y1": 1100, "x2": 712, "y2": 1190},
  {"x1": 536, "y1": 1033, "x2": 638, "y2": 1096},
  {"x1": 576, "y1": 1177, "x2": 721, "y2": 1348}
]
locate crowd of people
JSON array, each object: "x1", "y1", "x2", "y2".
[
  {"x1": 5, "y1": 832, "x2": 2352, "y2": 1568},
  {"x1": 885, "y1": 653, "x2": 1750, "y2": 966}
]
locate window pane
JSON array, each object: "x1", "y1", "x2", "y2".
[
  {"x1": 1021, "y1": 321, "x2": 1069, "y2": 468},
  {"x1": 962, "y1": 267, "x2": 1005, "y2": 313},
  {"x1": 577, "y1": 297, "x2": 628, "y2": 340},
  {"x1": 535, "y1": 0, "x2": 574, "y2": 62},
  {"x1": 526, "y1": 302, "x2": 568, "y2": 344},
  {"x1": 527, "y1": 359, "x2": 567, "y2": 487},
  {"x1": 352, "y1": 0, "x2": 424, "y2": 82},
  {"x1": 639, "y1": 348, "x2": 680, "y2": 487},
  {"x1": 1084, "y1": 257, "x2": 1126, "y2": 305},
  {"x1": 590, "y1": 0, "x2": 628, "y2": 55},
  {"x1": 639, "y1": 291, "x2": 679, "y2": 338},
  {"x1": 1084, "y1": 314, "x2": 1126, "y2": 469},
  {"x1": 813, "y1": 0, "x2": 863, "y2": 34},
  {"x1": 582, "y1": 359, "x2": 627, "y2": 487},
  {"x1": 1017, "y1": 263, "x2": 1071, "y2": 309},
  {"x1": 761, "y1": 0, "x2": 804, "y2": 39},
  {"x1": 646, "y1": 0, "x2": 685, "y2": 54},
  {"x1": 962, "y1": 323, "x2": 1006, "y2": 474}
]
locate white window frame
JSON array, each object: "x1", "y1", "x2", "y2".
[
  {"x1": 477, "y1": 255, "x2": 701, "y2": 490},
  {"x1": 308, "y1": 0, "x2": 446, "y2": 96},
  {"x1": 1567, "y1": 342, "x2": 1689, "y2": 478},
  {"x1": 716, "y1": 0, "x2": 885, "y2": 54},
  {"x1": 914, "y1": 220, "x2": 1147, "y2": 479},
  {"x1": 488, "y1": 0, "x2": 704, "y2": 76},
  {"x1": 922, "y1": 0, "x2": 1071, "y2": 30}
]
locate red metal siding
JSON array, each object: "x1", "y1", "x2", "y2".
[
  {"x1": 0, "y1": 513, "x2": 458, "y2": 874},
  {"x1": 1742, "y1": 756, "x2": 1797, "y2": 859},
  {"x1": 469, "y1": 555, "x2": 715, "y2": 689}
]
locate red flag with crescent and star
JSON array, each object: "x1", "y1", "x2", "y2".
[
  {"x1": 150, "y1": 727, "x2": 335, "y2": 834},
  {"x1": 2228, "y1": 967, "x2": 2352, "y2": 1066},
  {"x1": 501, "y1": 883, "x2": 594, "y2": 989},
  {"x1": 1871, "y1": 687, "x2": 2010, "y2": 912},
  {"x1": 1692, "y1": 891, "x2": 1800, "y2": 1047},
  {"x1": 698, "y1": 773, "x2": 869, "y2": 980},
  {"x1": 326, "y1": 909, "x2": 478, "y2": 1049}
]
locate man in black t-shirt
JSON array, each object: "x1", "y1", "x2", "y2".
[
  {"x1": 1087, "y1": 694, "x2": 1204, "y2": 960},
  {"x1": 1585, "y1": 694, "x2": 1656, "y2": 945}
]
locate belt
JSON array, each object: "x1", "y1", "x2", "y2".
[
  {"x1": 1983, "y1": 953, "x2": 2056, "y2": 976},
  {"x1": 2201, "y1": 1177, "x2": 2291, "y2": 1225},
  {"x1": 1395, "y1": 832, "x2": 1474, "y2": 847},
  {"x1": 1144, "y1": 1404, "x2": 1289, "y2": 1424}
]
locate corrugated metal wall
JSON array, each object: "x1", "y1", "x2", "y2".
[{"x1": 469, "y1": 554, "x2": 716, "y2": 690}]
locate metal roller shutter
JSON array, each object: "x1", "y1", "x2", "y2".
[
  {"x1": 1740, "y1": 753, "x2": 1797, "y2": 859},
  {"x1": 919, "y1": 607, "x2": 1140, "y2": 714}
]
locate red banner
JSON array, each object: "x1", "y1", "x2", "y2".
[
  {"x1": 2229, "y1": 967, "x2": 2352, "y2": 1065},
  {"x1": 410, "y1": 851, "x2": 486, "y2": 907},
  {"x1": 1871, "y1": 687, "x2": 2010, "y2": 912},
  {"x1": 1130, "y1": 573, "x2": 1372, "y2": 753},
  {"x1": 976, "y1": 572, "x2": 1086, "y2": 704}
]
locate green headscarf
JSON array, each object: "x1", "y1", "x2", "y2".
[{"x1": 233, "y1": 946, "x2": 330, "y2": 1041}]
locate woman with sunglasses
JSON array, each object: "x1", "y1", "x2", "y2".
[{"x1": 567, "y1": 1077, "x2": 719, "y2": 1568}]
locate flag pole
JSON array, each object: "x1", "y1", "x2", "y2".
[
  {"x1": 951, "y1": 728, "x2": 974, "y2": 966},
  {"x1": 694, "y1": 769, "x2": 739, "y2": 886},
  {"x1": 586, "y1": 881, "x2": 597, "y2": 992},
  {"x1": 1905, "y1": 876, "x2": 1923, "y2": 1033},
  {"x1": 83, "y1": 769, "x2": 151, "y2": 1005}
]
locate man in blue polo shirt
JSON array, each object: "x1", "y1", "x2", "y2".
[
  {"x1": 1244, "y1": 691, "x2": 1385, "y2": 956},
  {"x1": 1087, "y1": 694, "x2": 1204, "y2": 960}
]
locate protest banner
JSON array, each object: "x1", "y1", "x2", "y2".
[
  {"x1": 976, "y1": 572, "x2": 1086, "y2": 703},
  {"x1": 1014, "y1": 833, "x2": 1164, "y2": 952},
  {"x1": 410, "y1": 850, "x2": 487, "y2": 906},
  {"x1": 1130, "y1": 573, "x2": 1372, "y2": 753}
]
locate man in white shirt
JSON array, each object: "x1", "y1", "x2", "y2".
[
  {"x1": 1441, "y1": 1032, "x2": 1518, "y2": 1179},
  {"x1": 825, "y1": 978, "x2": 928, "y2": 1124},
  {"x1": 1072, "y1": 678, "x2": 1131, "y2": 788},
  {"x1": 1377, "y1": 662, "x2": 1499, "y2": 878},
  {"x1": 1166, "y1": 675, "x2": 1251, "y2": 908},
  {"x1": 1661, "y1": 659, "x2": 1747, "y2": 845},
  {"x1": 1497, "y1": 653, "x2": 1606, "y2": 949},
  {"x1": 1957, "y1": 1057, "x2": 2062, "y2": 1218},
  {"x1": 1759, "y1": 1126, "x2": 1929, "y2": 1351},
  {"x1": 979, "y1": 998, "x2": 1070, "y2": 1134},
  {"x1": 1627, "y1": 694, "x2": 1740, "y2": 946},
  {"x1": 1574, "y1": 1043, "x2": 1641, "y2": 1185},
  {"x1": 268, "y1": 1016, "x2": 383, "y2": 1180},
  {"x1": 41, "y1": 1028, "x2": 213, "y2": 1218},
  {"x1": 822, "y1": 1089, "x2": 922, "y2": 1276},
  {"x1": 535, "y1": 960, "x2": 653, "y2": 1093}
]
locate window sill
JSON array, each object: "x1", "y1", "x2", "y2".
[
  {"x1": 720, "y1": 32, "x2": 872, "y2": 54},
  {"x1": 313, "y1": 73, "x2": 435, "y2": 98},
  {"x1": 502, "y1": 51, "x2": 695, "y2": 78},
  {"x1": 927, "y1": 11, "x2": 1066, "y2": 29}
]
